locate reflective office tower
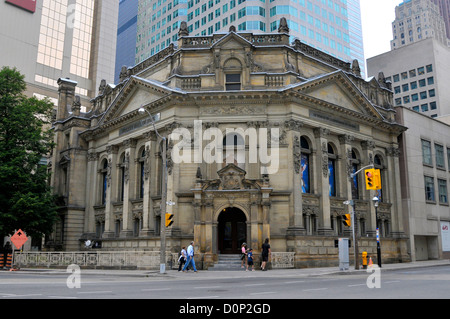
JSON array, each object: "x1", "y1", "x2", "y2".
[
  {"x1": 391, "y1": 0, "x2": 449, "y2": 50},
  {"x1": 115, "y1": 0, "x2": 139, "y2": 84},
  {"x1": 135, "y1": 0, "x2": 365, "y2": 76},
  {"x1": 0, "y1": 0, "x2": 119, "y2": 108}
]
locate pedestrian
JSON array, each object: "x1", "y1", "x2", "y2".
[
  {"x1": 178, "y1": 246, "x2": 187, "y2": 271},
  {"x1": 240, "y1": 242, "x2": 247, "y2": 268},
  {"x1": 246, "y1": 248, "x2": 254, "y2": 271},
  {"x1": 182, "y1": 241, "x2": 197, "y2": 272},
  {"x1": 261, "y1": 238, "x2": 271, "y2": 271}
]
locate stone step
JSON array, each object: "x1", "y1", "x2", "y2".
[{"x1": 208, "y1": 254, "x2": 247, "y2": 271}]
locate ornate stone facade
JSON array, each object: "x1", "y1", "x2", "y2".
[{"x1": 48, "y1": 21, "x2": 409, "y2": 268}]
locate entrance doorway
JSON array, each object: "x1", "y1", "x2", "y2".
[{"x1": 218, "y1": 207, "x2": 247, "y2": 254}]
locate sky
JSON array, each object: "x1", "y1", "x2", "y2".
[{"x1": 360, "y1": 0, "x2": 403, "y2": 60}]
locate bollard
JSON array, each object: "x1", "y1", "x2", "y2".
[
  {"x1": 362, "y1": 251, "x2": 368, "y2": 269},
  {"x1": 5, "y1": 254, "x2": 12, "y2": 269}
]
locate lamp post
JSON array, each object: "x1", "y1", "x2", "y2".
[
  {"x1": 372, "y1": 196, "x2": 381, "y2": 268},
  {"x1": 348, "y1": 164, "x2": 374, "y2": 270},
  {"x1": 138, "y1": 106, "x2": 167, "y2": 274}
]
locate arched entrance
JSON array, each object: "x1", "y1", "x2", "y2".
[{"x1": 218, "y1": 207, "x2": 247, "y2": 254}]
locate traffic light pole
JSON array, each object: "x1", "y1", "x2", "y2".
[
  {"x1": 349, "y1": 164, "x2": 374, "y2": 271},
  {"x1": 138, "y1": 106, "x2": 167, "y2": 274},
  {"x1": 350, "y1": 201, "x2": 359, "y2": 270}
]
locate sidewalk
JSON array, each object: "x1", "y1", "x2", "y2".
[{"x1": 11, "y1": 259, "x2": 450, "y2": 279}]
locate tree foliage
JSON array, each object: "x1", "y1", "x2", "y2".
[{"x1": 0, "y1": 66, "x2": 58, "y2": 239}]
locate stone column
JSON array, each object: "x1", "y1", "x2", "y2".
[
  {"x1": 85, "y1": 151, "x2": 99, "y2": 237},
  {"x1": 386, "y1": 146, "x2": 405, "y2": 237},
  {"x1": 121, "y1": 138, "x2": 137, "y2": 237},
  {"x1": 103, "y1": 145, "x2": 118, "y2": 238},
  {"x1": 287, "y1": 120, "x2": 305, "y2": 236},
  {"x1": 141, "y1": 135, "x2": 155, "y2": 237},
  {"x1": 339, "y1": 134, "x2": 355, "y2": 233},
  {"x1": 250, "y1": 193, "x2": 260, "y2": 253},
  {"x1": 314, "y1": 128, "x2": 332, "y2": 235}
]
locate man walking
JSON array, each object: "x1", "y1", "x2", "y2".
[{"x1": 182, "y1": 241, "x2": 197, "y2": 272}]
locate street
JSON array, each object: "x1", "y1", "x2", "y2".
[{"x1": 1, "y1": 265, "x2": 449, "y2": 300}]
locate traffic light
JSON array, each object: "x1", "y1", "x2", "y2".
[
  {"x1": 343, "y1": 214, "x2": 351, "y2": 227},
  {"x1": 365, "y1": 169, "x2": 381, "y2": 190},
  {"x1": 165, "y1": 213, "x2": 174, "y2": 227}
]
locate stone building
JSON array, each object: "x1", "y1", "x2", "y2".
[{"x1": 49, "y1": 21, "x2": 409, "y2": 268}]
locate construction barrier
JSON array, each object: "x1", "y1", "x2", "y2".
[
  {"x1": 0, "y1": 254, "x2": 4, "y2": 268},
  {"x1": 5, "y1": 254, "x2": 12, "y2": 269}
]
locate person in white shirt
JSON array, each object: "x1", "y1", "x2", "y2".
[
  {"x1": 178, "y1": 246, "x2": 187, "y2": 271},
  {"x1": 182, "y1": 241, "x2": 197, "y2": 272}
]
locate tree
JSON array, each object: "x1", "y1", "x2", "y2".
[{"x1": 0, "y1": 66, "x2": 58, "y2": 241}]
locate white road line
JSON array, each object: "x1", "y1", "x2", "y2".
[
  {"x1": 141, "y1": 288, "x2": 172, "y2": 292},
  {"x1": 250, "y1": 291, "x2": 276, "y2": 296},
  {"x1": 194, "y1": 286, "x2": 221, "y2": 289},
  {"x1": 245, "y1": 283, "x2": 265, "y2": 287},
  {"x1": 302, "y1": 288, "x2": 328, "y2": 292},
  {"x1": 348, "y1": 284, "x2": 367, "y2": 287},
  {"x1": 77, "y1": 291, "x2": 113, "y2": 294},
  {"x1": 3, "y1": 294, "x2": 43, "y2": 298},
  {"x1": 284, "y1": 281, "x2": 305, "y2": 284}
]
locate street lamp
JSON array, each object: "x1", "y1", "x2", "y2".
[
  {"x1": 138, "y1": 106, "x2": 168, "y2": 274},
  {"x1": 372, "y1": 196, "x2": 381, "y2": 268}
]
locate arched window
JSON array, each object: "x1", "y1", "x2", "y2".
[
  {"x1": 328, "y1": 143, "x2": 337, "y2": 197},
  {"x1": 224, "y1": 58, "x2": 242, "y2": 91},
  {"x1": 223, "y1": 133, "x2": 245, "y2": 168},
  {"x1": 350, "y1": 150, "x2": 360, "y2": 199},
  {"x1": 138, "y1": 148, "x2": 146, "y2": 199},
  {"x1": 100, "y1": 159, "x2": 108, "y2": 205},
  {"x1": 374, "y1": 154, "x2": 384, "y2": 202},
  {"x1": 300, "y1": 136, "x2": 311, "y2": 193},
  {"x1": 119, "y1": 153, "x2": 126, "y2": 202}
]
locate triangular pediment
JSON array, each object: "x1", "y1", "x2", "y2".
[
  {"x1": 211, "y1": 32, "x2": 253, "y2": 50},
  {"x1": 99, "y1": 76, "x2": 181, "y2": 126},
  {"x1": 289, "y1": 71, "x2": 383, "y2": 119},
  {"x1": 217, "y1": 163, "x2": 247, "y2": 178}
]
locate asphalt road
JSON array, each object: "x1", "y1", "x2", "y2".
[{"x1": 1, "y1": 265, "x2": 449, "y2": 300}]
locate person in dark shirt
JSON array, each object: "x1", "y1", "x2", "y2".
[{"x1": 261, "y1": 238, "x2": 271, "y2": 271}]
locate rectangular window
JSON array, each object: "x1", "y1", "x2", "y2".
[
  {"x1": 422, "y1": 139, "x2": 432, "y2": 165},
  {"x1": 225, "y1": 73, "x2": 241, "y2": 90},
  {"x1": 424, "y1": 176, "x2": 435, "y2": 202},
  {"x1": 410, "y1": 81, "x2": 417, "y2": 90},
  {"x1": 438, "y1": 179, "x2": 448, "y2": 204},
  {"x1": 448, "y1": 147, "x2": 450, "y2": 171},
  {"x1": 435, "y1": 144, "x2": 445, "y2": 169},
  {"x1": 426, "y1": 64, "x2": 433, "y2": 73}
]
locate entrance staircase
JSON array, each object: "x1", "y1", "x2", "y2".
[{"x1": 208, "y1": 254, "x2": 244, "y2": 271}]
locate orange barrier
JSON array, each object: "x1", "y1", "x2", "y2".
[
  {"x1": 5, "y1": 254, "x2": 12, "y2": 269},
  {"x1": 0, "y1": 253, "x2": 4, "y2": 268}
]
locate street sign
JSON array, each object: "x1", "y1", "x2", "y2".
[{"x1": 10, "y1": 229, "x2": 28, "y2": 249}]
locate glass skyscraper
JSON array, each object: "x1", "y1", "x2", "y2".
[
  {"x1": 115, "y1": 0, "x2": 138, "y2": 84},
  {"x1": 135, "y1": 0, "x2": 365, "y2": 76}
]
